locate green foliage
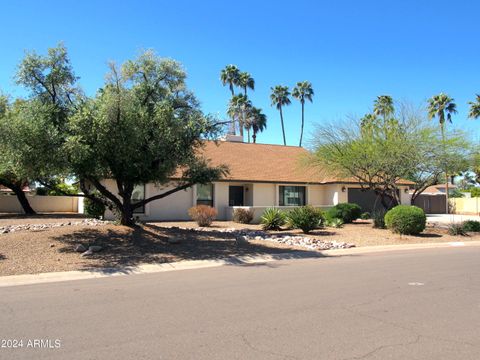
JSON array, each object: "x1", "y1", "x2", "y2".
[
  {"x1": 84, "y1": 198, "x2": 105, "y2": 219},
  {"x1": 232, "y1": 208, "x2": 254, "y2": 224},
  {"x1": 188, "y1": 205, "x2": 217, "y2": 227},
  {"x1": 285, "y1": 206, "x2": 323, "y2": 234},
  {"x1": 36, "y1": 182, "x2": 78, "y2": 196},
  {"x1": 326, "y1": 203, "x2": 362, "y2": 224},
  {"x1": 360, "y1": 212, "x2": 371, "y2": 220},
  {"x1": 449, "y1": 189, "x2": 465, "y2": 198},
  {"x1": 447, "y1": 223, "x2": 466, "y2": 236},
  {"x1": 324, "y1": 217, "x2": 344, "y2": 228},
  {"x1": 372, "y1": 211, "x2": 386, "y2": 229},
  {"x1": 384, "y1": 205, "x2": 426, "y2": 235},
  {"x1": 469, "y1": 188, "x2": 480, "y2": 197},
  {"x1": 260, "y1": 208, "x2": 286, "y2": 231},
  {"x1": 462, "y1": 220, "x2": 480, "y2": 232}
]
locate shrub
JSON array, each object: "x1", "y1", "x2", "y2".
[
  {"x1": 448, "y1": 223, "x2": 466, "y2": 236},
  {"x1": 84, "y1": 198, "x2": 106, "y2": 219},
  {"x1": 360, "y1": 212, "x2": 371, "y2": 220},
  {"x1": 462, "y1": 220, "x2": 480, "y2": 232},
  {"x1": 260, "y1": 208, "x2": 286, "y2": 231},
  {"x1": 470, "y1": 188, "x2": 480, "y2": 198},
  {"x1": 285, "y1": 206, "x2": 324, "y2": 234},
  {"x1": 232, "y1": 208, "x2": 255, "y2": 224},
  {"x1": 188, "y1": 205, "x2": 217, "y2": 227},
  {"x1": 384, "y1": 205, "x2": 426, "y2": 235},
  {"x1": 326, "y1": 203, "x2": 362, "y2": 224},
  {"x1": 325, "y1": 217, "x2": 344, "y2": 228},
  {"x1": 372, "y1": 211, "x2": 386, "y2": 229}
]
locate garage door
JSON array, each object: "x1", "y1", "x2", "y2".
[{"x1": 347, "y1": 188, "x2": 394, "y2": 213}]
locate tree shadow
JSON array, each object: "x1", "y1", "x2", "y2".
[
  {"x1": 53, "y1": 223, "x2": 326, "y2": 272},
  {"x1": 0, "y1": 254, "x2": 6, "y2": 261}
]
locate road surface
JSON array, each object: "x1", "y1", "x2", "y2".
[{"x1": 1, "y1": 247, "x2": 480, "y2": 359}]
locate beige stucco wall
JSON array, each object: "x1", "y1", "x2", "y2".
[
  {"x1": 252, "y1": 183, "x2": 276, "y2": 206},
  {"x1": 0, "y1": 195, "x2": 79, "y2": 213}
]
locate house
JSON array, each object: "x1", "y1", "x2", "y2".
[
  {"x1": 102, "y1": 135, "x2": 413, "y2": 222},
  {"x1": 0, "y1": 184, "x2": 31, "y2": 195},
  {"x1": 410, "y1": 183, "x2": 455, "y2": 214}
]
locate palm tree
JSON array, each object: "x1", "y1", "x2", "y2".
[
  {"x1": 227, "y1": 94, "x2": 251, "y2": 137},
  {"x1": 245, "y1": 107, "x2": 267, "y2": 143},
  {"x1": 238, "y1": 72, "x2": 255, "y2": 97},
  {"x1": 428, "y1": 93, "x2": 458, "y2": 213},
  {"x1": 220, "y1": 65, "x2": 240, "y2": 96},
  {"x1": 292, "y1": 81, "x2": 314, "y2": 147},
  {"x1": 468, "y1": 95, "x2": 480, "y2": 119},
  {"x1": 373, "y1": 95, "x2": 394, "y2": 120},
  {"x1": 270, "y1": 85, "x2": 291, "y2": 145}
]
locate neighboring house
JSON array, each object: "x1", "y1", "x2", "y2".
[
  {"x1": 0, "y1": 184, "x2": 31, "y2": 195},
  {"x1": 102, "y1": 135, "x2": 413, "y2": 222}
]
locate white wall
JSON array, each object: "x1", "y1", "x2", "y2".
[
  {"x1": 252, "y1": 183, "x2": 276, "y2": 206},
  {"x1": 0, "y1": 195, "x2": 79, "y2": 213}
]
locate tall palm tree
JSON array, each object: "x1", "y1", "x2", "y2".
[
  {"x1": 428, "y1": 93, "x2": 457, "y2": 213},
  {"x1": 238, "y1": 72, "x2": 255, "y2": 97},
  {"x1": 292, "y1": 81, "x2": 314, "y2": 147},
  {"x1": 270, "y1": 85, "x2": 291, "y2": 146},
  {"x1": 373, "y1": 95, "x2": 394, "y2": 120},
  {"x1": 220, "y1": 65, "x2": 240, "y2": 96},
  {"x1": 220, "y1": 65, "x2": 240, "y2": 134},
  {"x1": 227, "y1": 94, "x2": 251, "y2": 137},
  {"x1": 244, "y1": 107, "x2": 267, "y2": 143},
  {"x1": 468, "y1": 95, "x2": 480, "y2": 119}
]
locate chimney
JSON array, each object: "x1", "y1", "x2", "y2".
[{"x1": 221, "y1": 134, "x2": 244, "y2": 143}]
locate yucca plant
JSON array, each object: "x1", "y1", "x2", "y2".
[
  {"x1": 285, "y1": 206, "x2": 323, "y2": 233},
  {"x1": 260, "y1": 208, "x2": 286, "y2": 231}
]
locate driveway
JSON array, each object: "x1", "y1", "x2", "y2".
[{"x1": 1, "y1": 247, "x2": 480, "y2": 359}]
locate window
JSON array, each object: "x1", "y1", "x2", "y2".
[
  {"x1": 279, "y1": 186, "x2": 306, "y2": 206},
  {"x1": 132, "y1": 184, "x2": 145, "y2": 214},
  {"x1": 197, "y1": 183, "x2": 214, "y2": 206}
]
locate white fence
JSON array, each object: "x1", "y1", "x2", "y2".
[{"x1": 0, "y1": 195, "x2": 80, "y2": 213}]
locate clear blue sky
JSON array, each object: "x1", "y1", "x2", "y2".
[{"x1": 1, "y1": 0, "x2": 479, "y2": 146}]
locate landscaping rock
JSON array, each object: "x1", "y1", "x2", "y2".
[
  {"x1": 74, "y1": 244, "x2": 87, "y2": 253},
  {"x1": 80, "y1": 249, "x2": 93, "y2": 257},
  {"x1": 88, "y1": 245, "x2": 102, "y2": 252},
  {"x1": 0, "y1": 219, "x2": 112, "y2": 235}
]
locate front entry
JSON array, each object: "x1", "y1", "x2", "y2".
[{"x1": 229, "y1": 186, "x2": 244, "y2": 206}]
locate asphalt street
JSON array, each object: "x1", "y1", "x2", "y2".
[{"x1": 1, "y1": 247, "x2": 480, "y2": 359}]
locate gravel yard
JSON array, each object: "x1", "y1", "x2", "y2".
[{"x1": 1, "y1": 216, "x2": 479, "y2": 277}]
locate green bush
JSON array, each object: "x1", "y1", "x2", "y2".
[
  {"x1": 462, "y1": 220, "x2": 480, "y2": 232},
  {"x1": 232, "y1": 208, "x2": 254, "y2": 224},
  {"x1": 260, "y1": 208, "x2": 286, "y2": 231},
  {"x1": 84, "y1": 198, "x2": 106, "y2": 219},
  {"x1": 325, "y1": 217, "x2": 344, "y2": 228},
  {"x1": 360, "y1": 212, "x2": 371, "y2": 220},
  {"x1": 384, "y1": 205, "x2": 426, "y2": 235},
  {"x1": 285, "y1": 206, "x2": 323, "y2": 234},
  {"x1": 448, "y1": 223, "x2": 466, "y2": 236},
  {"x1": 470, "y1": 188, "x2": 480, "y2": 198},
  {"x1": 326, "y1": 203, "x2": 362, "y2": 224},
  {"x1": 372, "y1": 211, "x2": 386, "y2": 229}
]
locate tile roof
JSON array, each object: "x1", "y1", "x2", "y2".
[{"x1": 189, "y1": 140, "x2": 413, "y2": 185}]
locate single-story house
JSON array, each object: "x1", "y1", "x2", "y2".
[
  {"x1": 102, "y1": 135, "x2": 413, "y2": 222},
  {"x1": 409, "y1": 183, "x2": 455, "y2": 214}
]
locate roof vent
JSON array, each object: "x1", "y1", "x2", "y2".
[{"x1": 221, "y1": 134, "x2": 244, "y2": 143}]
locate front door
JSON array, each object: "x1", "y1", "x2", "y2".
[{"x1": 229, "y1": 186, "x2": 244, "y2": 206}]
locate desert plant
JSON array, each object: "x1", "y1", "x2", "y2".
[
  {"x1": 462, "y1": 220, "x2": 480, "y2": 232},
  {"x1": 232, "y1": 208, "x2": 254, "y2": 224},
  {"x1": 360, "y1": 212, "x2": 371, "y2": 220},
  {"x1": 325, "y1": 217, "x2": 344, "y2": 228},
  {"x1": 326, "y1": 203, "x2": 362, "y2": 224},
  {"x1": 260, "y1": 208, "x2": 286, "y2": 230},
  {"x1": 384, "y1": 205, "x2": 426, "y2": 235},
  {"x1": 188, "y1": 205, "x2": 217, "y2": 227},
  {"x1": 84, "y1": 198, "x2": 106, "y2": 219},
  {"x1": 285, "y1": 206, "x2": 323, "y2": 233},
  {"x1": 448, "y1": 223, "x2": 466, "y2": 236},
  {"x1": 372, "y1": 211, "x2": 386, "y2": 229}
]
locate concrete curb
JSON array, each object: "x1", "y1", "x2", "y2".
[{"x1": 1, "y1": 241, "x2": 480, "y2": 287}]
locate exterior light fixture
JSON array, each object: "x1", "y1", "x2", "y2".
[{"x1": 341, "y1": 186, "x2": 346, "y2": 192}]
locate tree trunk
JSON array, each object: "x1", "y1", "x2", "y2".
[
  {"x1": 441, "y1": 123, "x2": 449, "y2": 214},
  {"x1": 299, "y1": 101, "x2": 305, "y2": 147},
  {"x1": 14, "y1": 185, "x2": 36, "y2": 215},
  {"x1": 119, "y1": 203, "x2": 135, "y2": 226},
  {"x1": 252, "y1": 132, "x2": 256, "y2": 144},
  {"x1": 247, "y1": 128, "x2": 251, "y2": 143},
  {"x1": 280, "y1": 106, "x2": 286, "y2": 146}
]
